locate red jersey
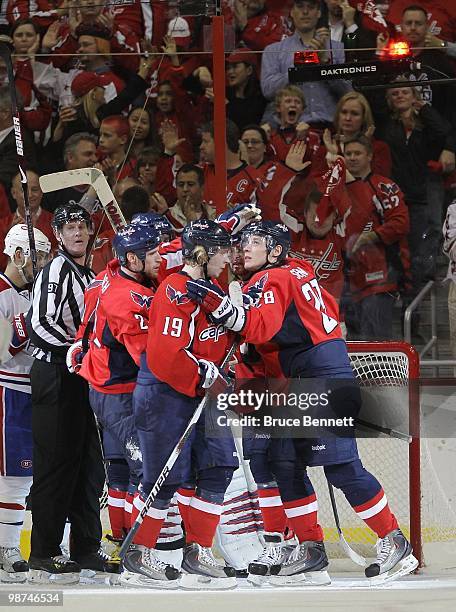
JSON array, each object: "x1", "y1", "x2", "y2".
[
  {"x1": 75, "y1": 269, "x2": 105, "y2": 345},
  {"x1": 288, "y1": 180, "x2": 375, "y2": 300},
  {"x1": 254, "y1": 160, "x2": 297, "y2": 225},
  {"x1": 7, "y1": 0, "x2": 59, "y2": 28},
  {"x1": 269, "y1": 128, "x2": 321, "y2": 166},
  {"x1": 80, "y1": 260, "x2": 153, "y2": 394},
  {"x1": 346, "y1": 175, "x2": 411, "y2": 301},
  {"x1": 147, "y1": 272, "x2": 234, "y2": 398},
  {"x1": 290, "y1": 230, "x2": 346, "y2": 300},
  {"x1": 239, "y1": 259, "x2": 342, "y2": 378},
  {"x1": 203, "y1": 162, "x2": 262, "y2": 210},
  {"x1": 222, "y1": 3, "x2": 292, "y2": 51},
  {"x1": 157, "y1": 237, "x2": 183, "y2": 284},
  {"x1": 90, "y1": 228, "x2": 114, "y2": 275}
]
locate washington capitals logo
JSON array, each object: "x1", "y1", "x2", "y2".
[
  {"x1": 253, "y1": 272, "x2": 268, "y2": 292},
  {"x1": 379, "y1": 182, "x2": 400, "y2": 198},
  {"x1": 166, "y1": 285, "x2": 190, "y2": 305},
  {"x1": 245, "y1": 273, "x2": 268, "y2": 308},
  {"x1": 130, "y1": 290, "x2": 152, "y2": 309}
]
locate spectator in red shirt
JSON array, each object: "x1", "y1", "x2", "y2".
[{"x1": 343, "y1": 136, "x2": 410, "y2": 340}]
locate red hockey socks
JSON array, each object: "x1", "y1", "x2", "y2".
[
  {"x1": 130, "y1": 492, "x2": 167, "y2": 547},
  {"x1": 185, "y1": 496, "x2": 222, "y2": 548},
  {"x1": 107, "y1": 487, "x2": 126, "y2": 540},
  {"x1": 283, "y1": 494, "x2": 324, "y2": 542},
  {"x1": 124, "y1": 490, "x2": 134, "y2": 532},
  {"x1": 353, "y1": 488, "x2": 398, "y2": 538},
  {"x1": 257, "y1": 487, "x2": 287, "y2": 533},
  {"x1": 176, "y1": 487, "x2": 194, "y2": 530}
]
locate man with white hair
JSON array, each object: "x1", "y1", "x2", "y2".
[{"x1": 0, "y1": 225, "x2": 51, "y2": 583}]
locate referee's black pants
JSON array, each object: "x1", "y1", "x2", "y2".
[{"x1": 30, "y1": 360, "x2": 105, "y2": 559}]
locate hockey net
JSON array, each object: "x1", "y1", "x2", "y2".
[{"x1": 308, "y1": 341, "x2": 456, "y2": 566}]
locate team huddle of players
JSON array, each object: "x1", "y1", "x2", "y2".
[{"x1": 0, "y1": 202, "x2": 418, "y2": 589}]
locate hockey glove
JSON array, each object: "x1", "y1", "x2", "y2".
[
  {"x1": 0, "y1": 313, "x2": 30, "y2": 364},
  {"x1": 198, "y1": 359, "x2": 234, "y2": 395},
  {"x1": 9, "y1": 313, "x2": 29, "y2": 357},
  {"x1": 242, "y1": 284, "x2": 263, "y2": 309},
  {"x1": 186, "y1": 279, "x2": 246, "y2": 332},
  {"x1": 66, "y1": 339, "x2": 84, "y2": 374},
  {"x1": 216, "y1": 203, "x2": 261, "y2": 236}
]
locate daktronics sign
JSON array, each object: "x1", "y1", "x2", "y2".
[
  {"x1": 289, "y1": 58, "x2": 414, "y2": 84},
  {"x1": 320, "y1": 65, "x2": 377, "y2": 76}
]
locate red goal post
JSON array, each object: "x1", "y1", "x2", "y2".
[{"x1": 345, "y1": 341, "x2": 421, "y2": 565}]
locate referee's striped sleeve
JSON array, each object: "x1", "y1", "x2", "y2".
[{"x1": 28, "y1": 258, "x2": 75, "y2": 355}]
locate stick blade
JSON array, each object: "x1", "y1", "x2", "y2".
[
  {"x1": 228, "y1": 281, "x2": 243, "y2": 307},
  {"x1": 39, "y1": 168, "x2": 101, "y2": 193}
]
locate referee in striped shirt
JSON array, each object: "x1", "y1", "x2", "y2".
[{"x1": 26, "y1": 204, "x2": 105, "y2": 580}]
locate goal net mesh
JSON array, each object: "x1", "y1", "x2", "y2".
[{"x1": 308, "y1": 345, "x2": 456, "y2": 563}]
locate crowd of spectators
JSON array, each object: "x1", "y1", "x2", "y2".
[{"x1": 0, "y1": 0, "x2": 456, "y2": 348}]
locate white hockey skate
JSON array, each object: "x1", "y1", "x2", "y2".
[
  {"x1": 247, "y1": 533, "x2": 294, "y2": 586},
  {"x1": 365, "y1": 528, "x2": 419, "y2": 585},
  {"x1": 28, "y1": 555, "x2": 81, "y2": 585},
  {"x1": 180, "y1": 543, "x2": 237, "y2": 590},
  {"x1": 120, "y1": 545, "x2": 181, "y2": 589},
  {"x1": 269, "y1": 541, "x2": 331, "y2": 587},
  {"x1": 0, "y1": 547, "x2": 28, "y2": 583}
]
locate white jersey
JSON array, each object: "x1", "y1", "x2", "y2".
[
  {"x1": 443, "y1": 201, "x2": 456, "y2": 283},
  {"x1": 0, "y1": 273, "x2": 33, "y2": 394}
]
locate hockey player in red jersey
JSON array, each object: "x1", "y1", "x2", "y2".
[
  {"x1": 128, "y1": 219, "x2": 239, "y2": 589},
  {"x1": 78, "y1": 224, "x2": 161, "y2": 568},
  {"x1": 186, "y1": 220, "x2": 418, "y2": 586}
]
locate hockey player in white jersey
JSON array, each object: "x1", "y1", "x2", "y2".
[{"x1": 0, "y1": 225, "x2": 51, "y2": 582}]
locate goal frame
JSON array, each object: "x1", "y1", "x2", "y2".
[{"x1": 346, "y1": 340, "x2": 422, "y2": 566}]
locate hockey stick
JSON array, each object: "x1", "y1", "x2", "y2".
[
  {"x1": 39, "y1": 167, "x2": 127, "y2": 232},
  {"x1": 0, "y1": 43, "x2": 37, "y2": 277},
  {"x1": 355, "y1": 417, "x2": 411, "y2": 443},
  {"x1": 39, "y1": 167, "x2": 127, "y2": 265},
  {"x1": 119, "y1": 339, "x2": 239, "y2": 559},
  {"x1": 327, "y1": 480, "x2": 367, "y2": 567}
]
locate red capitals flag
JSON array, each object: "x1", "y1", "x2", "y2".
[
  {"x1": 352, "y1": 0, "x2": 390, "y2": 34},
  {"x1": 315, "y1": 157, "x2": 350, "y2": 222}
]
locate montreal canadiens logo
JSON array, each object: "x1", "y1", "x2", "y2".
[
  {"x1": 199, "y1": 325, "x2": 226, "y2": 342},
  {"x1": 21, "y1": 459, "x2": 32, "y2": 469},
  {"x1": 130, "y1": 290, "x2": 152, "y2": 309},
  {"x1": 166, "y1": 285, "x2": 190, "y2": 305}
]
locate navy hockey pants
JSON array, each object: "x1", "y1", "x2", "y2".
[{"x1": 89, "y1": 388, "x2": 142, "y2": 482}]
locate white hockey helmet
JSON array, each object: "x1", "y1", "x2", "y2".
[{"x1": 3, "y1": 224, "x2": 51, "y2": 258}]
